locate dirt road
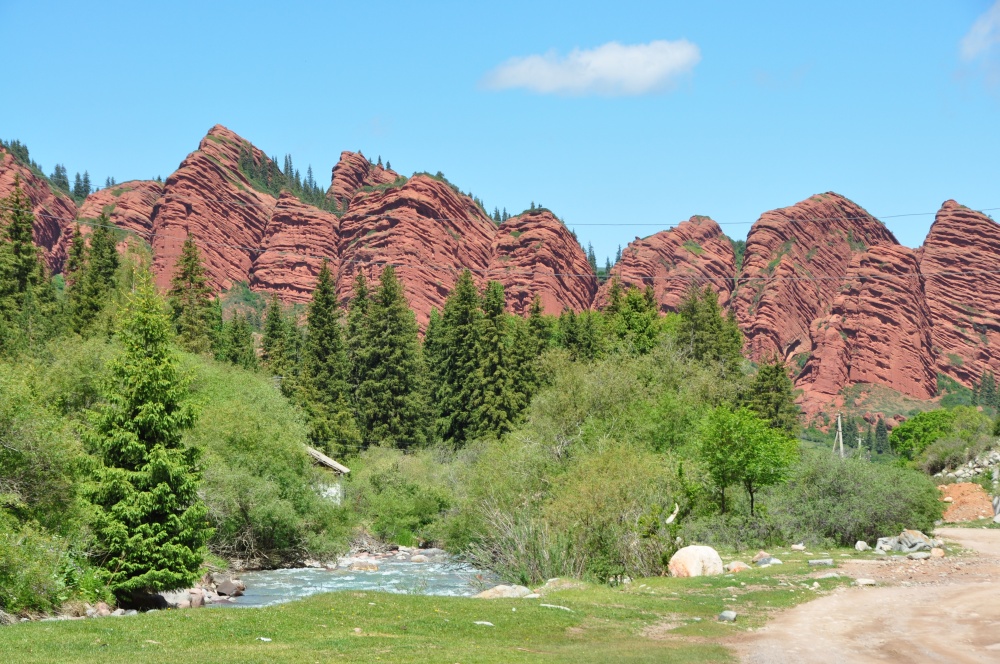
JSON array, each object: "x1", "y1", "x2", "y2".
[{"x1": 734, "y1": 528, "x2": 1000, "y2": 663}]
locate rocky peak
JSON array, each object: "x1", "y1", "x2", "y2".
[
  {"x1": 594, "y1": 215, "x2": 736, "y2": 312},
  {"x1": 326, "y1": 151, "x2": 400, "y2": 209}
]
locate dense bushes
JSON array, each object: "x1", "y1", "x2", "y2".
[{"x1": 181, "y1": 355, "x2": 351, "y2": 565}]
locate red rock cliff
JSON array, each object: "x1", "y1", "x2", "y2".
[
  {"x1": 796, "y1": 244, "x2": 938, "y2": 415},
  {"x1": 919, "y1": 200, "x2": 1000, "y2": 386},
  {"x1": 0, "y1": 149, "x2": 77, "y2": 271},
  {"x1": 326, "y1": 151, "x2": 399, "y2": 209},
  {"x1": 732, "y1": 193, "x2": 899, "y2": 364},
  {"x1": 249, "y1": 191, "x2": 340, "y2": 302},
  {"x1": 486, "y1": 210, "x2": 597, "y2": 315},
  {"x1": 78, "y1": 179, "x2": 163, "y2": 237},
  {"x1": 594, "y1": 215, "x2": 736, "y2": 312},
  {"x1": 336, "y1": 174, "x2": 496, "y2": 326},
  {"x1": 147, "y1": 125, "x2": 276, "y2": 292}
]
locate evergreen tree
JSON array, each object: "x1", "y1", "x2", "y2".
[
  {"x1": 73, "y1": 172, "x2": 84, "y2": 199},
  {"x1": 527, "y1": 294, "x2": 551, "y2": 350},
  {"x1": 261, "y1": 296, "x2": 299, "y2": 391},
  {"x1": 471, "y1": 281, "x2": 522, "y2": 439},
  {"x1": 874, "y1": 417, "x2": 889, "y2": 455},
  {"x1": 345, "y1": 271, "x2": 372, "y2": 396},
  {"x1": 86, "y1": 272, "x2": 210, "y2": 600},
  {"x1": 676, "y1": 284, "x2": 743, "y2": 373},
  {"x1": 82, "y1": 171, "x2": 91, "y2": 197},
  {"x1": 864, "y1": 423, "x2": 874, "y2": 453},
  {"x1": 607, "y1": 284, "x2": 659, "y2": 355},
  {"x1": 615, "y1": 245, "x2": 622, "y2": 264},
  {"x1": 300, "y1": 261, "x2": 360, "y2": 455},
  {"x1": 742, "y1": 356, "x2": 799, "y2": 433},
  {"x1": 604, "y1": 257, "x2": 612, "y2": 276},
  {"x1": 223, "y1": 313, "x2": 257, "y2": 370},
  {"x1": 353, "y1": 265, "x2": 427, "y2": 448},
  {"x1": 0, "y1": 177, "x2": 58, "y2": 351},
  {"x1": 435, "y1": 270, "x2": 482, "y2": 446},
  {"x1": 167, "y1": 234, "x2": 213, "y2": 353},
  {"x1": 587, "y1": 243, "x2": 598, "y2": 274}
]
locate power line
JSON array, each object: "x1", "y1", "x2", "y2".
[{"x1": 14, "y1": 204, "x2": 1000, "y2": 287}]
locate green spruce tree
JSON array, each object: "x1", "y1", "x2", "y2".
[
  {"x1": 167, "y1": 234, "x2": 213, "y2": 353},
  {"x1": 742, "y1": 356, "x2": 799, "y2": 433},
  {"x1": 676, "y1": 284, "x2": 743, "y2": 373},
  {"x1": 435, "y1": 270, "x2": 482, "y2": 446},
  {"x1": 223, "y1": 313, "x2": 257, "y2": 370},
  {"x1": 874, "y1": 417, "x2": 889, "y2": 455},
  {"x1": 353, "y1": 265, "x2": 428, "y2": 448},
  {"x1": 86, "y1": 271, "x2": 210, "y2": 600},
  {"x1": 300, "y1": 261, "x2": 360, "y2": 456},
  {"x1": 471, "y1": 281, "x2": 522, "y2": 439}
]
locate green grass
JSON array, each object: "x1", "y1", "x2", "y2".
[
  {"x1": 682, "y1": 240, "x2": 704, "y2": 256},
  {"x1": 1, "y1": 553, "x2": 854, "y2": 663}
]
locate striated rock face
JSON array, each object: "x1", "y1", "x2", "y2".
[
  {"x1": 732, "y1": 192, "x2": 898, "y2": 364},
  {"x1": 0, "y1": 149, "x2": 77, "y2": 271},
  {"x1": 486, "y1": 210, "x2": 597, "y2": 315},
  {"x1": 148, "y1": 125, "x2": 276, "y2": 292},
  {"x1": 326, "y1": 151, "x2": 399, "y2": 209},
  {"x1": 796, "y1": 244, "x2": 938, "y2": 414},
  {"x1": 594, "y1": 216, "x2": 735, "y2": 312},
  {"x1": 336, "y1": 174, "x2": 496, "y2": 326},
  {"x1": 249, "y1": 191, "x2": 340, "y2": 302},
  {"x1": 78, "y1": 180, "x2": 163, "y2": 236},
  {"x1": 919, "y1": 201, "x2": 1000, "y2": 386}
]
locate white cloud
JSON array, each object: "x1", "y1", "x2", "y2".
[
  {"x1": 482, "y1": 40, "x2": 701, "y2": 96},
  {"x1": 961, "y1": 1, "x2": 1000, "y2": 61}
]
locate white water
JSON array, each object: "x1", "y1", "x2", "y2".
[{"x1": 215, "y1": 560, "x2": 495, "y2": 608}]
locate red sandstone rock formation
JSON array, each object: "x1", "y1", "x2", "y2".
[
  {"x1": 336, "y1": 174, "x2": 496, "y2": 326},
  {"x1": 919, "y1": 200, "x2": 1000, "y2": 386},
  {"x1": 732, "y1": 193, "x2": 898, "y2": 365},
  {"x1": 796, "y1": 244, "x2": 938, "y2": 415},
  {"x1": 594, "y1": 216, "x2": 736, "y2": 312},
  {"x1": 78, "y1": 180, "x2": 162, "y2": 237},
  {"x1": 249, "y1": 191, "x2": 341, "y2": 302},
  {"x1": 0, "y1": 148, "x2": 77, "y2": 271},
  {"x1": 147, "y1": 125, "x2": 276, "y2": 292},
  {"x1": 326, "y1": 151, "x2": 399, "y2": 209},
  {"x1": 486, "y1": 210, "x2": 597, "y2": 315}
]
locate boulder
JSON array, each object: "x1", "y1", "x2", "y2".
[
  {"x1": 855, "y1": 541, "x2": 870, "y2": 551},
  {"x1": 410, "y1": 555, "x2": 429, "y2": 563},
  {"x1": 854, "y1": 578, "x2": 877, "y2": 587},
  {"x1": 751, "y1": 550, "x2": 772, "y2": 564},
  {"x1": 95, "y1": 602, "x2": 112, "y2": 617},
  {"x1": 791, "y1": 544, "x2": 806, "y2": 551},
  {"x1": 908, "y1": 552, "x2": 931, "y2": 561},
  {"x1": 668, "y1": 546, "x2": 724, "y2": 578},
  {"x1": 897, "y1": 530, "x2": 932, "y2": 553},
  {"x1": 348, "y1": 562, "x2": 379, "y2": 572},
  {"x1": 808, "y1": 559, "x2": 834, "y2": 566},
  {"x1": 0, "y1": 610, "x2": 16, "y2": 626},
  {"x1": 724, "y1": 561, "x2": 750, "y2": 573},
  {"x1": 475, "y1": 585, "x2": 532, "y2": 599},
  {"x1": 215, "y1": 579, "x2": 246, "y2": 597},
  {"x1": 931, "y1": 547, "x2": 946, "y2": 558},
  {"x1": 156, "y1": 591, "x2": 191, "y2": 609},
  {"x1": 718, "y1": 610, "x2": 737, "y2": 622}
]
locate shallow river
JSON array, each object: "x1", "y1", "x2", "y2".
[{"x1": 215, "y1": 560, "x2": 494, "y2": 608}]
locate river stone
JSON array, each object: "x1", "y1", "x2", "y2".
[
  {"x1": 855, "y1": 541, "x2": 870, "y2": 552},
  {"x1": 668, "y1": 546, "x2": 724, "y2": 578},
  {"x1": 216, "y1": 579, "x2": 245, "y2": 597},
  {"x1": 349, "y1": 562, "x2": 380, "y2": 572},
  {"x1": 718, "y1": 610, "x2": 737, "y2": 622},
  {"x1": 475, "y1": 585, "x2": 531, "y2": 599},
  {"x1": 410, "y1": 555, "x2": 429, "y2": 563}
]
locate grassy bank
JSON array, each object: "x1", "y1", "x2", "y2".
[{"x1": 1, "y1": 552, "x2": 853, "y2": 663}]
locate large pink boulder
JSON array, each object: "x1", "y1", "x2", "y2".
[{"x1": 668, "y1": 545, "x2": 724, "y2": 578}]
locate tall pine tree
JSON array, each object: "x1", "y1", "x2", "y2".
[
  {"x1": 300, "y1": 261, "x2": 360, "y2": 456},
  {"x1": 86, "y1": 271, "x2": 210, "y2": 600},
  {"x1": 742, "y1": 356, "x2": 799, "y2": 433},
  {"x1": 435, "y1": 270, "x2": 482, "y2": 446},
  {"x1": 167, "y1": 234, "x2": 213, "y2": 353},
  {"x1": 471, "y1": 281, "x2": 522, "y2": 439},
  {"x1": 353, "y1": 265, "x2": 427, "y2": 448}
]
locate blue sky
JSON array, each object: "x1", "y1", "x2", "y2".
[{"x1": 2, "y1": 1, "x2": 998, "y2": 264}]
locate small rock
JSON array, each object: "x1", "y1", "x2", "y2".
[
  {"x1": 931, "y1": 548, "x2": 945, "y2": 558},
  {"x1": 473, "y1": 621, "x2": 494, "y2": 626},
  {"x1": 718, "y1": 610, "x2": 737, "y2": 622},
  {"x1": 756, "y1": 557, "x2": 783, "y2": 566},
  {"x1": 539, "y1": 604, "x2": 573, "y2": 612},
  {"x1": 907, "y1": 552, "x2": 931, "y2": 561},
  {"x1": 855, "y1": 541, "x2": 870, "y2": 552},
  {"x1": 791, "y1": 543, "x2": 806, "y2": 551},
  {"x1": 348, "y1": 562, "x2": 379, "y2": 572},
  {"x1": 111, "y1": 608, "x2": 125, "y2": 617},
  {"x1": 215, "y1": 579, "x2": 246, "y2": 597},
  {"x1": 95, "y1": 602, "x2": 112, "y2": 617},
  {"x1": 724, "y1": 561, "x2": 750, "y2": 573},
  {"x1": 816, "y1": 572, "x2": 840, "y2": 579},
  {"x1": 751, "y1": 551, "x2": 771, "y2": 564},
  {"x1": 256, "y1": 637, "x2": 272, "y2": 642},
  {"x1": 854, "y1": 578, "x2": 877, "y2": 587},
  {"x1": 523, "y1": 593, "x2": 541, "y2": 599},
  {"x1": 808, "y1": 559, "x2": 834, "y2": 566},
  {"x1": 410, "y1": 555, "x2": 429, "y2": 563},
  {"x1": 943, "y1": 496, "x2": 954, "y2": 503},
  {"x1": 124, "y1": 610, "x2": 138, "y2": 616}
]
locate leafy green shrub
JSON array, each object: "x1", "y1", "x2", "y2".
[
  {"x1": 0, "y1": 516, "x2": 69, "y2": 614},
  {"x1": 890, "y1": 409, "x2": 957, "y2": 460},
  {"x1": 181, "y1": 355, "x2": 350, "y2": 565},
  {"x1": 345, "y1": 446, "x2": 457, "y2": 546},
  {"x1": 768, "y1": 452, "x2": 942, "y2": 545}
]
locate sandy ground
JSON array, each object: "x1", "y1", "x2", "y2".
[{"x1": 733, "y1": 528, "x2": 1000, "y2": 663}]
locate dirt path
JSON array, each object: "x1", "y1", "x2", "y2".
[{"x1": 733, "y1": 529, "x2": 1000, "y2": 663}]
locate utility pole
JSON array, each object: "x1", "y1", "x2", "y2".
[{"x1": 833, "y1": 413, "x2": 844, "y2": 459}]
